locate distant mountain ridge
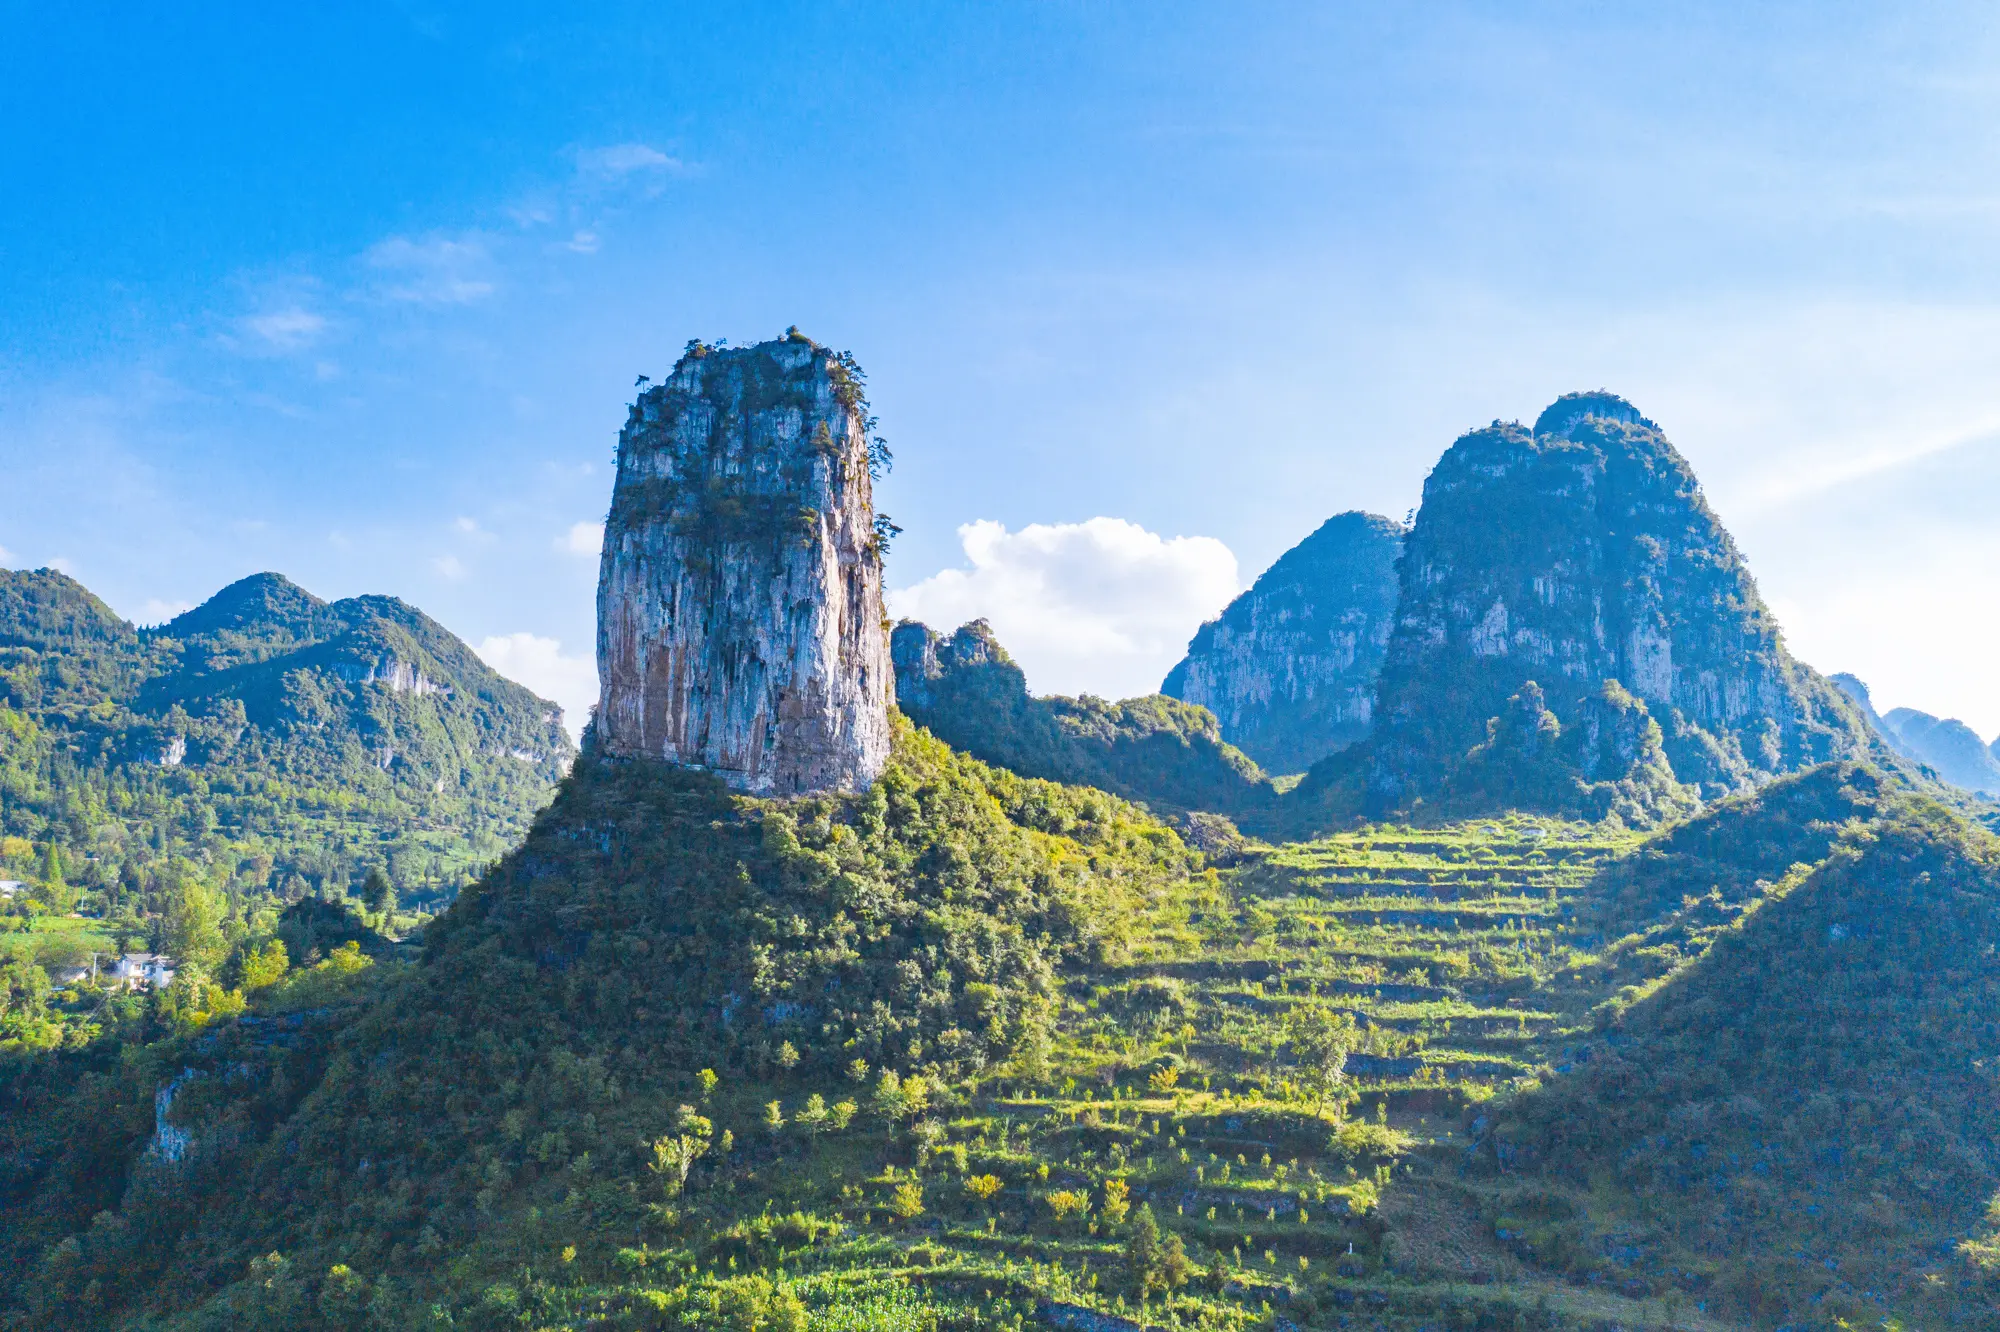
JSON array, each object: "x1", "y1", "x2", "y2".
[
  {"x1": 898, "y1": 393, "x2": 1922, "y2": 833},
  {"x1": 0, "y1": 567, "x2": 574, "y2": 901},
  {"x1": 1832, "y1": 672, "x2": 2000, "y2": 796},
  {"x1": 1162, "y1": 510, "x2": 1404, "y2": 774},
  {"x1": 891, "y1": 617, "x2": 1273, "y2": 820}
]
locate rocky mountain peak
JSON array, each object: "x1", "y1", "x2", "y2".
[
  {"x1": 595, "y1": 333, "x2": 893, "y2": 795},
  {"x1": 1161, "y1": 510, "x2": 1404, "y2": 773},
  {"x1": 1533, "y1": 389, "x2": 1655, "y2": 438},
  {"x1": 1368, "y1": 395, "x2": 1878, "y2": 814}
]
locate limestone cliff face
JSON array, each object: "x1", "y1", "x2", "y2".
[
  {"x1": 1369, "y1": 391, "x2": 1878, "y2": 811},
  {"x1": 1161, "y1": 511, "x2": 1403, "y2": 773},
  {"x1": 596, "y1": 334, "x2": 893, "y2": 794}
]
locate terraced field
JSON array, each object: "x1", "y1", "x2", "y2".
[{"x1": 634, "y1": 817, "x2": 1721, "y2": 1331}]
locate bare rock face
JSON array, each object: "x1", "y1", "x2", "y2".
[
  {"x1": 595, "y1": 333, "x2": 893, "y2": 794},
  {"x1": 1368, "y1": 391, "x2": 1883, "y2": 812},
  {"x1": 1161, "y1": 511, "x2": 1404, "y2": 774}
]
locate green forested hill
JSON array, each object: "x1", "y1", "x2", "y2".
[
  {"x1": 892, "y1": 618, "x2": 1277, "y2": 824},
  {"x1": 3, "y1": 398, "x2": 1997, "y2": 1331},
  {"x1": 5, "y1": 724, "x2": 1995, "y2": 1329},
  {"x1": 1489, "y1": 780, "x2": 2000, "y2": 1325},
  {"x1": 0, "y1": 568, "x2": 574, "y2": 934}
]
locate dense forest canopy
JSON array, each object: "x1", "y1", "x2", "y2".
[{"x1": 0, "y1": 568, "x2": 573, "y2": 1000}]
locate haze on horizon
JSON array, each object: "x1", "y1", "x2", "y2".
[{"x1": 4, "y1": 3, "x2": 1999, "y2": 742}]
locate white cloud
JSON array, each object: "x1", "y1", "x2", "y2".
[
  {"x1": 0, "y1": 543, "x2": 12, "y2": 566},
  {"x1": 364, "y1": 233, "x2": 496, "y2": 305},
  {"x1": 242, "y1": 307, "x2": 326, "y2": 350},
  {"x1": 575, "y1": 143, "x2": 682, "y2": 177},
  {"x1": 137, "y1": 597, "x2": 195, "y2": 626},
  {"x1": 889, "y1": 517, "x2": 1241, "y2": 700},
  {"x1": 431, "y1": 554, "x2": 466, "y2": 580},
  {"x1": 477, "y1": 633, "x2": 598, "y2": 740},
  {"x1": 46, "y1": 556, "x2": 74, "y2": 575},
  {"x1": 564, "y1": 230, "x2": 600, "y2": 254},
  {"x1": 557, "y1": 520, "x2": 603, "y2": 556}
]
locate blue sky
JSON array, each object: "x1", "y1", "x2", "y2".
[{"x1": 6, "y1": 2, "x2": 2000, "y2": 738}]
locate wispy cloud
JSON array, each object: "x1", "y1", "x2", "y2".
[
  {"x1": 431, "y1": 554, "x2": 465, "y2": 580},
  {"x1": 574, "y1": 143, "x2": 682, "y2": 178},
  {"x1": 241, "y1": 306, "x2": 326, "y2": 350},
  {"x1": 364, "y1": 233, "x2": 496, "y2": 304},
  {"x1": 0, "y1": 542, "x2": 13, "y2": 566}
]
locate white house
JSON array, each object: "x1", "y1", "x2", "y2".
[{"x1": 109, "y1": 953, "x2": 175, "y2": 990}]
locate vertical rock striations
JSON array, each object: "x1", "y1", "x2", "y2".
[
  {"x1": 1368, "y1": 391, "x2": 1881, "y2": 816},
  {"x1": 596, "y1": 333, "x2": 893, "y2": 795},
  {"x1": 1161, "y1": 511, "x2": 1404, "y2": 773}
]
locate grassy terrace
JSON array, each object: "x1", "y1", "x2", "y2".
[{"x1": 548, "y1": 817, "x2": 1707, "y2": 1331}]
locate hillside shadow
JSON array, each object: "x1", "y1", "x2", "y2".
[{"x1": 1463, "y1": 783, "x2": 2000, "y2": 1326}]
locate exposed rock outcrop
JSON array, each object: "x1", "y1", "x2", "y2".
[
  {"x1": 1161, "y1": 511, "x2": 1404, "y2": 773},
  {"x1": 1368, "y1": 391, "x2": 1882, "y2": 815},
  {"x1": 596, "y1": 334, "x2": 893, "y2": 794}
]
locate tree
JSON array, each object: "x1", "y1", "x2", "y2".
[
  {"x1": 164, "y1": 875, "x2": 227, "y2": 971},
  {"x1": 1046, "y1": 1190, "x2": 1090, "y2": 1223},
  {"x1": 1281, "y1": 1003, "x2": 1359, "y2": 1108},
  {"x1": 1126, "y1": 1204, "x2": 1191, "y2": 1298},
  {"x1": 713, "y1": 1276, "x2": 806, "y2": 1332},
  {"x1": 160, "y1": 967, "x2": 246, "y2": 1035},
  {"x1": 648, "y1": 1105, "x2": 716, "y2": 1199},
  {"x1": 888, "y1": 1180, "x2": 924, "y2": 1220},
  {"x1": 238, "y1": 938, "x2": 289, "y2": 991},
  {"x1": 1125, "y1": 1203, "x2": 1161, "y2": 1293},
  {"x1": 360, "y1": 867, "x2": 394, "y2": 917},
  {"x1": 796, "y1": 1093, "x2": 829, "y2": 1141},
  {"x1": 872, "y1": 1069, "x2": 905, "y2": 1124},
  {"x1": 1159, "y1": 1229, "x2": 1192, "y2": 1292},
  {"x1": 33, "y1": 843, "x2": 76, "y2": 915}
]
